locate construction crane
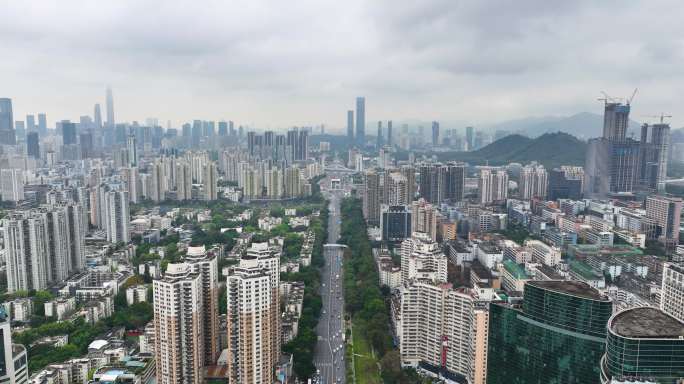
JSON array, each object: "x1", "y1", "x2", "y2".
[
  {"x1": 644, "y1": 113, "x2": 673, "y2": 124},
  {"x1": 627, "y1": 88, "x2": 638, "y2": 105},
  {"x1": 598, "y1": 91, "x2": 622, "y2": 104}
]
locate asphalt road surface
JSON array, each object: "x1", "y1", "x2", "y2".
[{"x1": 314, "y1": 175, "x2": 346, "y2": 384}]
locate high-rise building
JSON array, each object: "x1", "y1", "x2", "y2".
[
  {"x1": 203, "y1": 162, "x2": 218, "y2": 200},
  {"x1": 37, "y1": 113, "x2": 47, "y2": 136},
  {"x1": 0, "y1": 308, "x2": 28, "y2": 383},
  {"x1": 400, "y1": 280, "x2": 475, "y2": 383},
  {"x1": 487, "y1": 281, "x2": 613, "y2": 384},
  {"x1": 176, "y1": 161, "x2": 193, "y2": 201},
  {"x1": 94, "y1": 103, "x2": 102, "y2": 129},
  {"x1": 105, "y1": 190, "x2": 130, "y2": 244},
  {"x1": 381, "y1": 205, "x2": 411, "y2": 242},
  {"x1": 0, "y1": 98, "x2": 16, "y2": 145},
  {"x1": 400, "y1": 165, "x2": 416, "y2": 202},
  {"x1": 585, "y1": 101, "x2": 641, "y2": 197},
  {"x1": 465, "y1": 126, "x2": 474, "y2": 151},
  {"x1": 639, "y1": 123, "x2": 671, "y2": 192},
  {"x1": 1, "y1": 169, "x2": 24, "y2": 202},
  {"x1": 661, "y1": 262, "x2": 684, "y2": 322},
  {"x1": 153, "y1": 263, "x2": 205, "y2": 384},
  {"x1": 410, "y1": 199, "x2": 438, "y2": 242},
  {"x1": 602, "y1": 102, "x2": 630, "y2": 142},
  {"x1": 362, "y1": 170, "x2": 382, "y2": 225},
  {"x1": 387, "y1": 120, "x2": 393, "y2": 146},
  {"x1": 600, "y1": 307, "x2": 684, "y2": 383},
  {"x1": 547, "y1": 166, "x2": 584, "y2": 201},
  {"x1": 61, "y1": 120, "x2": 77, "y2": 145},
  {"x1": 444, "y1": 162, "x2": 465, "y2": 201},
  {"x1": 126, "y1": 134, "x2": 137, "y2": 166},
  {"x1": 218, "y1": 121, "x2": 228, "y2": 136},
  {"x1": 376, "y1": 121, "x2": 383, "y2": 148},
  {"x1": 478, "y1": 167, "x2": 508, "y2": 204},
  {"x1": 25, "y1": 114, "x2": 36, "y2": 132},
  {"x1": 519, "y1": 164, "x2": 548, "y2": 200},
  {"x1": 105, "y1": 87, "x2": 115, "y2": 127},
  {"x1": 356, "y1": 97, "x2": 365, "y2": 145},
  {"x1": 431, "y1": 121, "x2": 439, "y2": 146},
  {"x1": 645, "y1": 195, "x2": 682, "y2": 249},
  {"x1": 226, "y1": 243, "x2": 280, "y2": 384},
  {"x1": 385, "y1": 172, "x2": 410, "y2": 206},
  {"x1": 185, "y1": 246, "x2": 220, "y2": 365},
  {"x1": 120, "y1": 167, "x2": 140, "y2": 204},
  {"x1": 26, "y1": 132, "x2": 40, "y2": 159},
  {"x1": 2, "y1": 204, "x2": 85, "y2": 292},
  {"x1": 419, "y1": 164, "x2": 443, "y2": 204}
]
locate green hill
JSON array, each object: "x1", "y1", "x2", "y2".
[{"x1": 435, "y1": 132, "x2": 586, "y2": 168}]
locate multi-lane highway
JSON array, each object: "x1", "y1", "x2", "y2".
[{"x1": 313, "y1": 174, "x2": 347, "y2": 384}]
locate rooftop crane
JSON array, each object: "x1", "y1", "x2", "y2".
[{"x1": 644, "y1": 113, "x2": 673, "y2": 124}]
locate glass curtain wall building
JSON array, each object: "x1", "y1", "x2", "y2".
[
  {"x1": 487, "y1": 280, "x2": 613, "y2": 384},
  {"x1": 601, "y1": 306, "x2": 684, "y2": 384}
]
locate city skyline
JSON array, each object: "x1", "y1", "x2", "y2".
[{"x1": 3, "y1": 1, "x2": 684, "y2": 128}]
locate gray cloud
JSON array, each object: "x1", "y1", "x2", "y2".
[{"x1": 1, "y1": 0, "x2": 684, "y2": 130}]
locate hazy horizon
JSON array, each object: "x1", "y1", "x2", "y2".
[{"x1": 3, "y1": 1, "x2": 684, "y2": 130}]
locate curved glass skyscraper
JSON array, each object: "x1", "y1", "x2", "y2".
[
  {"x1": 487, "y1": 280, "x2": 613, "y2": 384},
  {"x1": 601, "y1": 306, "x2": 684, "y2": 384}
]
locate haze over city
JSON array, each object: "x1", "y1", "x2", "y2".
[
  {"x1": 2, "y1": 2, "x2": 684, "y2": 384},
  {"x1": 3, "y1": 0, "x2": 684, "y2": 128}
]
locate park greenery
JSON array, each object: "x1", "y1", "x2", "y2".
[
  {"x1": 281, "y1": 206, "x2": 328, "y2": 380},
  {"x1": 340, "y1": 198, "x2": 425, "y2": 384}
]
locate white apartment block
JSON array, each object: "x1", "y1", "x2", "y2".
[
  {"x1": 400, "y1": 233, "x2": 448, "y2": 285},
  {"x1": 400, "y1": 281, "x2": 477, "y2": 382},
  {"x1": 661, "y1": 262, "x2": 684, "y2": 322},
  {"x1": 525, "y1": 240, "x2": 562, "y2": 267}
]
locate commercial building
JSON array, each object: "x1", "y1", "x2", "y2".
[
  {"x1": 547, "y1": 166, "x2": 584, "y2": 201},
  {"x1": 381, "y1": 205, "x2": 411, "y2": 243},
  {"x1": 600, "y1": 307, "x2": 684, "y2": 383},
  {"x1": 0, "y1": 98, "x2": 16, "y2": 145},
  {"x1": 487, "y1": 281, "x2": 613, "y2": 384},
  {"x1": 362, "y1": 170, "x2": 382, "y2": 225},
  {"x1": 645, "y1": 195, "x2": 682, "y2": 249},
  {"x1": 356, "y1": 97, "x2": 365, "y2": 145}
]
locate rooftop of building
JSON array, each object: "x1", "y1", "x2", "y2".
[
  {"x1": 569, "y1": 260, "x2": 603, "y2": 281},
  {"x1": 527, "y1": 280, "x2": 607, "y2": 301},
  {"x1": 502, "y1": 260, "x2": 530, "y2": 279},
  {"x1": 611, "y1": 307, "x2": 684, "y2": 339}
]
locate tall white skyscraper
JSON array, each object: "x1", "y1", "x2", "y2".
[
  {"x1": 400, "y1": 232, "x2": 448, "y2": 284},
  {"x1": 105, "y1": 87, "x2": 115, "y2": 127},
  {"x1": 153, "y1": 263, "x2": 205, "y2": 384}
]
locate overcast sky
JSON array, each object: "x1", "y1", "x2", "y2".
[{"x1": 2, "y1": 0, "x2": 683, "y2": 131}]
